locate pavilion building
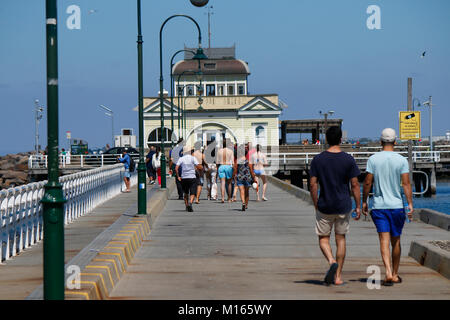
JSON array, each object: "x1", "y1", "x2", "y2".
[{"x1": 142, "y1": 45, "x2": 286, "y2": 148}]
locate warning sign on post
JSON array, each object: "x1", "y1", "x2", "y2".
[{"x1": 399, "y1": 111, "x2": 421, "y2": 140}]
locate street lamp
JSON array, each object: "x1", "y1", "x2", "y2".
[
  {"x1": 412, "y1": 98, "x2": 422, "y2": 111},
  {"x1": 42, "y1": 0, "x2": 66, "y2": 299},
  {"x1": 420, "y1": 96, "x2": 434, "y2": 152},
  {"x1": 159, "y1": 15, "x2": 207, "y2": 189},
  {"x1": 176, "y1": 70, "x2": 198, "y2": 139},
  {"x1": 170, "y1": 49, "x2": 195, "y2": 145},
  {"x1": 34, "y1": 99, "x2": 45, "y2": 155},
  {"x1": 319, "y1": 110, "x2": 334, "y2": 147},
  {"x1": 99, "y1": 104, "x2": 114, "y2": 147}
]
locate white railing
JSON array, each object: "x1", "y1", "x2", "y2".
[
  {"x1": 267, "y1": 151, "x2": 442, "y2": 166},
  {"x1": 28, "y1": 153, "x2": 140, "y2": 170},
  {"x1": 0, "y1": 164, "x2": 137, "y2": 263}
]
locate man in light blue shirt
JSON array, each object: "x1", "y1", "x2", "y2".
[
  {"x1": 118, "y1": 150, "x2": 131, "y2": 192},
  {"x1": 363, "y1": 128, "x2": 413, "y2": 286}
]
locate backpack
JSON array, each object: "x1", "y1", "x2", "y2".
[{"x1": 129, "y1": 156, "x2": 136, "y2": 172}]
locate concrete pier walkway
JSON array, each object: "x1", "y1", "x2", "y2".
[{"x1": 110, "y1": 182, "x2": 450, "y2": 300}]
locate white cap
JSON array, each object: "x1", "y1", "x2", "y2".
[
  {"x1": 381, "y1": 128, "x2": 396, "y2": 142},
  {"x1": 183, "y1": 145, "x2": 192, "y2": 154}
]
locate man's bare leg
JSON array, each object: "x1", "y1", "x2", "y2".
[
  {"x1": 196, "y1": 184, "x2": 202, "y2": 203},
  {"x1": 184, "y1": 194, "x2": 189, "y2": 208},
  {"x1": 190, "y1": 194, "x2": 196, "y2": 206},
  {"x1": 334, "y1": 234, "x2": 346, "y2": 285},
  {"x1": 319, "y1": 235, "x2": 336, "y2": 265},
  {"x1": 378, "y1": 232, "x2": 393, "y2": 281},
  {"x1": 124, "y1": 177, "x2": 130, "y2": 192},
  {"x1": 391, "y1": 236, "x2": 401, "y2": 282},
  {"x1": 226, "y1": 178, "x2": 232, "y2": 202},
  {"x1": 221, "y1": 178, "x2": 226, "y2": 202}
]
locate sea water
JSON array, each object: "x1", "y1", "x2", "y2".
[
  {"x1": 353, "y1": 180, "x2": 450, "y2": 215},
  {"x1": 413, "y1": 181, "x2": 450, "y2": 215}
]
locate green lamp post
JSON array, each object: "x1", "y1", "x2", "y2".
[
  {"x1": 136, "y1": 0, "x2": 147, "y2": 214},
  {"x1": 159, "y1": 14, "x2": 207, "y2": 189},
  {"x1": 170, "y1": 50, "x2": 195, "y2": 145},
  {"x1": 176, "y1": 70, "x2": 198, "y2": 139},
  {"x1": 42, "y1": 0, "x2": 66, "y2": 300}
]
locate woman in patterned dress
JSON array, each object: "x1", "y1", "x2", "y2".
[{"x1": 233, "y1": 144, "x2": 256, "y2": 212}]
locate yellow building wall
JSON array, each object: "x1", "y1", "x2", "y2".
[{"x1": 144, "y1": 116, "x2": 279, "y2": 148}]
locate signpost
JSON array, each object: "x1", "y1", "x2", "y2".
[{"x1": 399, "y1": 111, "x2": 421, "y2": 140}]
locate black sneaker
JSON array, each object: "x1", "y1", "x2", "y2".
[
  {"x1": 242, "y1": 204, "x2": 246, "y2": 212},
  {"x1": 187, "y1": 205, "x2": 194, "y2": 212}
]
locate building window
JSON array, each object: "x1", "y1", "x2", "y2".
[
  {"x1": 187, "y1": 85, "x2": 194, "y2": 96},
  {"x1": 204, "y1": 63, "x2": 216, "y2": 70},
  {"x1": 228, "y1": 84, "x2": 235, "y2": 95},
  {"x1": 218, "y1": 84, "x2": 225, "y2": 96},
  {"x1": 147, "y1": 127, "x2": 176, "y2": 146},
  {"x1": 238, "y1": 84, "x2": 245, "y2": 95},
  {"x1": 206, "y1": 84, "x2": 216, "y2": 96},
  {"x1": 253, "y1": 123, "x2": 267, "y2": 146}
]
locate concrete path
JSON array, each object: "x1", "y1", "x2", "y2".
[
  {"x1": 110, "y1": 182, "x2": 450, "y2": 300},
  {"x1": 0, "y1": 186, "x2": 145, "y2": 300}
]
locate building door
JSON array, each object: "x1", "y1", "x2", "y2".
[{"x1": 204, "y1": 130, "x2": 224, "y2": 147}]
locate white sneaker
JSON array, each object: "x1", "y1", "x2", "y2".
[{"x1": 262, "y1": 196, "x2": 268, "y2": 201}]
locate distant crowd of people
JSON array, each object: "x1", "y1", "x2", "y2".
[{"x1": 140, "y1": 139, "x2": 269, "y2": 213}]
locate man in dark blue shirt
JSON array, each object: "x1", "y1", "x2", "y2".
[
  {"x1": 146, "y1": 146, "x2": 156, "y2": 185},
  {"x1": 309, "y1": 126, "x2": 361, "y2": 285}
]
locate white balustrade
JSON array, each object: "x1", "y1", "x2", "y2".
[{"x1": 0, "y1": 164, "x2": 136, "y2": 263}]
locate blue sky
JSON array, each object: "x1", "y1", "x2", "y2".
[{"x1": 1, "y1": 0, "x2": 449, "y2": 155}]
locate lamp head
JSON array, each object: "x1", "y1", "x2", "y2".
[
  {"x1": 190, "y1": 0, "x2": 209, "y2": 7},
  {"x1": 192, "y1": 47, "x2": 208, "y2": 61},
  {"x1": 328, "y1": 110, "x2": 335, "y2": 115}
]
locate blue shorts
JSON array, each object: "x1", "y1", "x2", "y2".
[
  {"x1": 218, "y1": 165, "x2": 233, "y2": 179},
  {"x1": 124, "y1": 170, "x2": 131, "y2": 178},
  {"x1": 254, "y1": 169, "x2": 264, "y2": 176},
  {"x1": 370, "y1": 209, "x2": 406, "y2": 237}
]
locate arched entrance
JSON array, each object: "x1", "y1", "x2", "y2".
[{"x1": 186, "y1": 122, "x2": 238, "y2": 147}]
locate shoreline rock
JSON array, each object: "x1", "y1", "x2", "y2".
[{"x1": 0, "y1": 151, "x2": 34, "y2": 190}]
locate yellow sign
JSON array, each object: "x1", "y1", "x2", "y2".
[{"x1": 399, "y1": 111, "x2": 421, "y2": 140}]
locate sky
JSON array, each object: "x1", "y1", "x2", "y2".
[{"x1": 1, "y1": 0, "x2": 449, "y2": 155}]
